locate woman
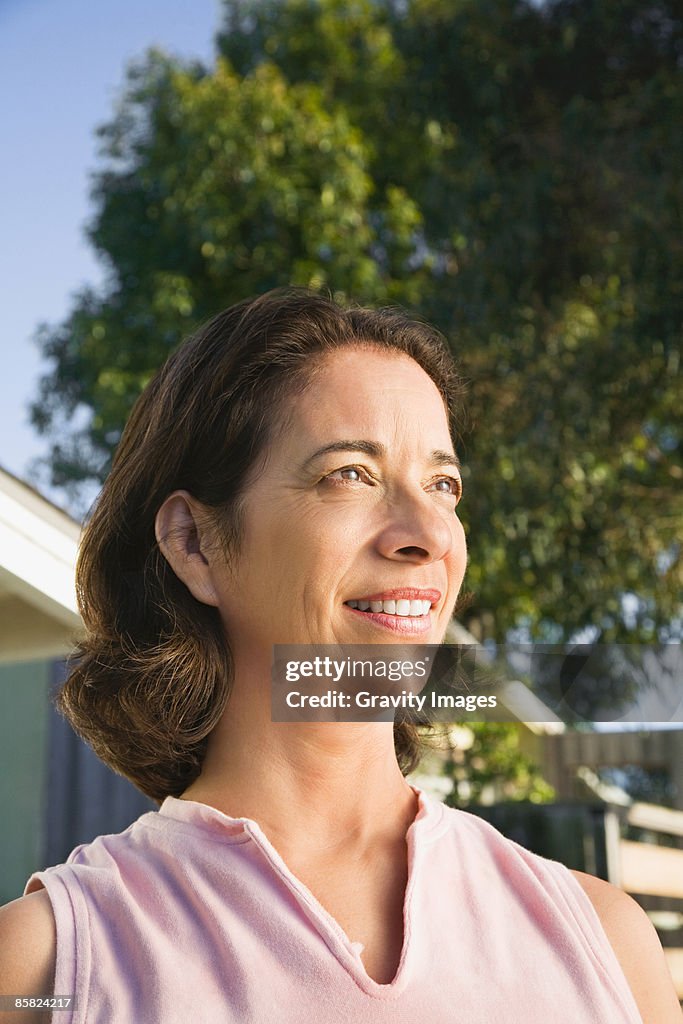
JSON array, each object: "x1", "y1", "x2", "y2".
[{"x1": 0, "y1": 289, "x2": 679, "y2": 1022}]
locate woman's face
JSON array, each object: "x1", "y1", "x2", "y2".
[{"x1": 215, "y1": 347, "x2": 467, "y2": 662}]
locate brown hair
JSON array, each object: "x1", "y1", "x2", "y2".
[{"x1": 59, "y1": 287, "x2": 467, "y2": 802}]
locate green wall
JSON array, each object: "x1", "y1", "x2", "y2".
[{"x1": 0, "y1": 660, "x2": 51, "y2": 903}]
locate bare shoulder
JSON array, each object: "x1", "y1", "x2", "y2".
[
  {"x1": 0, "y1": 888, "x2": 56, "y2": 1016},
  {"x1": 571, "y1": 870, "x2": 682, "y2": 1023}
]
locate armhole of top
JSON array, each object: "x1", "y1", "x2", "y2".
[
  {"x1": 24, "y1": 869, "x2": 91, "y2": 1024},
  {"x1": 544, "y1": 860, "x2": 643, "y2": 1021},
  {"x1": 492, "y1": 833, "x2": 619, "y2": 976}
]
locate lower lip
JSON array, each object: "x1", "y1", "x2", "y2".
[{"x1": 343, "y1": 605, "x2": 433, "y2": 635}]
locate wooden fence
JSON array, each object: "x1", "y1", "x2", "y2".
[{"x1": 606, "y1": 801, "x2": 683, "y2": 998}]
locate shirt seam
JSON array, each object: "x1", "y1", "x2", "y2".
[
  {"x1": 137, "y1": 814, "x2": 252, "y2": 846},
  {"x1": 550, "y1": 860, "x2": 643, "y2": 1020},
  {"x1": 63, "y1": 867, "x2": 92, "y2": 1024}
]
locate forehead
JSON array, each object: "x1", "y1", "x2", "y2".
[{"x1": 289, "y1": 347, "x2": 451, "y2": 438}]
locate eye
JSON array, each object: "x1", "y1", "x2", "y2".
[
  {"x1": 429, "y1": 476, "x2": 463, "y2": 503},
  {"x1": 324, "y1": 465, "x2": 372, "y2": 485}
]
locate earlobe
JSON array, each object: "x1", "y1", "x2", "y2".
[{"x1": 154, "y1": 491, "x2": 220, "y2": 607}]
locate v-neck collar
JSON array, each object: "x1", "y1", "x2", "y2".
[{"x1": 159, "y1": 787, "x2": 446, "y2": 997}]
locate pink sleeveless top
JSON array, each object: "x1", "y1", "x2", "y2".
[{"x1": 26, "y1": 789, "x2": 642, "y2": 1023}]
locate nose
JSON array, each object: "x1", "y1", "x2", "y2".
[{"x1": 375, "y1": 486, "x2": 455, "y2": 564}]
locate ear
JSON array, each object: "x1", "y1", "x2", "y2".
[{"x1": 154, "y1": 491, "x2": 220, "y2": 607}]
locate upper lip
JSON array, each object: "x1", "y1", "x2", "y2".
[{"x1": 345, "y1": 588, "x2": 442, "y2": 604}]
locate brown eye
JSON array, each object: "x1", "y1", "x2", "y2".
[
  {"x1": 430, "y1": 476, "x2": 463, "y2": 503},
  {"x1": 324, "y1": 466, "x2": 369, "y2": 484}
]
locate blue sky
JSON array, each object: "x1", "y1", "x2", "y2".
[{"x1": 0, "y1": 0, "x2": 220, "y2": 510}]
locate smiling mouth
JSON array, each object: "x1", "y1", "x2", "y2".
[{"x1": 344, "y1": 598, "x2": 433, "y2": 617}]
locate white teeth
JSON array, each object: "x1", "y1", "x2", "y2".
[{"x1": 346, "y1": 598, "x2": 432, "y2": 616}]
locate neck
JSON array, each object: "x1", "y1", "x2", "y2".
[{"x1": 180, "y1": 663, "x2": 417, "y2": 852}]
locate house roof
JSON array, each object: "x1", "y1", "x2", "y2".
[{"x1": 0, "y1": 466, "x2": 82, "y2": 662}]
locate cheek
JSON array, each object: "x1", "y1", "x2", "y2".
[
  {"x1": 454, "y1": 515, "x2": 467, "y2": 556},
  {"x1": 447, "y1": 518, "x2": 468, "y2": 585},
  {"x1": 242, "y1": 509, "x2": 356, "y2": 601}
]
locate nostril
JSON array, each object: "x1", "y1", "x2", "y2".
[{"x1": 397, "y1": 546, "x2": 430, "y2": 558}]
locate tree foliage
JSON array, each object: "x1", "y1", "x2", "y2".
[
  {"x1": 32, "y1": 0, "x2": 682, "y2": 642},
  {"x1": 443, "y1": 723, "x2": 555, "y2": 807}
]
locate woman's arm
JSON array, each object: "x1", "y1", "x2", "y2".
[
  {"x1": 0, "y1": 890, "x2": 56, "y2": 1024},
  {"x1": 572, "y1": 870, "x2": 683, "y2": 1023}
]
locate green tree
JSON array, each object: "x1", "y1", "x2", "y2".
[
  {"x1": 32, "y1": 45, "x2": 424, "y2": 487},
  {"x1": 442, "y1": 723, "x2": 555, "y2": 808},
  {"x1": 32, "y1": 0, "x2": 682, "y2": 643}
]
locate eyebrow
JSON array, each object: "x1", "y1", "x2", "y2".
[{"x1": 302, "y1": 439, "x2": 461, "y2": 472}]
